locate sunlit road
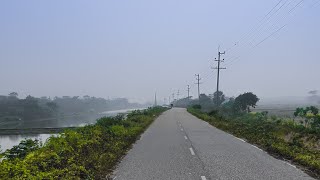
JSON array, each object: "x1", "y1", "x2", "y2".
[{"x1": 112, "y1": 108, "x2": 313, "y2": 180}]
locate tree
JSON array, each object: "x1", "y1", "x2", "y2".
[
  {"x1": 83, "y1": 95, "x2": 90, "y2": 100},
  {"x1": 234, "y1": 92, "x2": 259, "y2": 113},
  {"x1": 46, "y1": 102, "x2": 58, "y2": 112},
  {"x1": 199, "y1": 94, "x2": 211, "y2": 105},
  {"x1": 8, "y1": 92, "x2": 18, "y2": 98},
  {"x1": 197, "y1": 94, "x2": 215, "y2": 111},
  {"x1": 212, "y1": 91, "x2": 225, "y2": 106},
  {"x1": 307, "y1": 106, "x2": 319, "y2": 116},
  {"x1": 222, "y1": 97, "x2": 235, "y2": 109}
]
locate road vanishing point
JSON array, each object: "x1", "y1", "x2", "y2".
[{"x1": 112, "y1": 108, "x2": 313, "y2": 180}]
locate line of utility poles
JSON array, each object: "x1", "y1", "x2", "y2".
[
  {"x1": 195, "y1": 74, "x2": 201, "y2": 100},
  {"x1": 164, "y1": 47, "x2": 226, "y2": 107},
  {"x1": 187, "y1": 85, "x2": 190, "y2": 100},
  {"x1": 213, "y1": 48, "x2": 226, "y2": 106}
]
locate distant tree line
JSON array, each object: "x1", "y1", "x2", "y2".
[
  {"x1": 173, "y1": 91, "x2": 259, "y2": 114},
  {"x1": 0, "y1": 92, "x2": 147, "y2": 123}
]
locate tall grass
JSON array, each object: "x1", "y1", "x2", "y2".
[
  {"x1": 188, "y1": 107, "x2": 320, "y2": 179},
  {"x1": 0, "y1": 107, "x2": 167, "y2": 179}
]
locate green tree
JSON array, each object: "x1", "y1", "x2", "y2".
[
  {"x1": 212, "y1": 91, "x2": 225, "y2": 106},
  {"x1": 222, "y1": 97, "x2": 235, "y2": 109},
  {"x1": 234, "y1": 92, "x2": 259, "y2": 113}
]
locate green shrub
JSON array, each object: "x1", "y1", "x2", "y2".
[
  {"x1": 0, "y1": 107, "x2": 168, "y2": 179},
  {"x1": 187, "y1": 107, "x2": 320, "y2": 178},
  {"x1": 192, "y1": 104, "x2": 202, "y2": 109}
]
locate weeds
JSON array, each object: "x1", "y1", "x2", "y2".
[
  {"x1": 188, "y1": 107, "x2": 320, "y2": 178},
  {"x1": 0, "y1": 107, "x2": 167, "y2": 179}
]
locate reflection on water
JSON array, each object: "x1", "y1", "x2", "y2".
[
  {"x1": 100, "y1": 108, "x2": 147, "y2": 116},
  {"x1": 0, "y1": 108, "x2": 147, "y2": 152},
  {"x1": 0, "y1": 134, "x2": 52, "y2": 152},
  {"x1": 0, "y1": 108, "x2": 147, "y2": 129}
]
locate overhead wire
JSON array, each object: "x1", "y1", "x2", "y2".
[
  {"x1": 225, "y1": 0, "x2": 294, "y2": 61},
  {"x1": 224, "y1": 0, "x2": 307, "y2": 68},
  {"x1": 224, "y1": 0, "x2": 290, "y2": 59},
  {"x1": 172, "y1": 0, "x2": 313, "y2": 100}
]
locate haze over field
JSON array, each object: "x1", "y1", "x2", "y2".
[
  {"x1": 0, "y1": 0, "x2": 319, "y2": 103},
  {"x1": 2, "y1": 1, "x2": 320, "y2": 179}
]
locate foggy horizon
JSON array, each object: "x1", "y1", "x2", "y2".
[
  {"x1": 1, "y1": 0, "x2": 319, "y2": 103},
  {"x1": 1, "y1": 1, "x2": 320, "y2": 179}
]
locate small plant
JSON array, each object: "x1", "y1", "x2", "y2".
[{"x1": 294, "y1": 106, "x2": 320, "y2": 128}]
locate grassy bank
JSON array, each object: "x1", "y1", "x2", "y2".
[
  {"x1": 0, "y1": 107, "x2": 167, "y2": 179},
  {"x1": 188, "y1": 107, "x2": 320, "y2": 179}
]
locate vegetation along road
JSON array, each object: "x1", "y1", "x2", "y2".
[{"x1": 113, "y1": 108, "x2": 313, "y2": 180}]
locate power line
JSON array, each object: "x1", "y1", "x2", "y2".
[
  {"x1": 245, "y1": 0, "x2": 294, "y2": 49},
  {"x1": 225, "y1": 0, "x2": 289, "y2": 57},
  {"x1": 225, "y1": 0, "x2": 298, "y2": 61},
  {"x1": 252, "y1": 25, "x2": 286, "y2": 49},
  {"x1": 224, "y1": 0, "x2": 307, "y2": 69},
  {"x1": 224, "y1": 24, "x2": 286, "y2": 69},
  {"x1": 311, "y1": 0, "x2": 320, "y2": 7},
  {"x1": 288, "y1": 0, "x2": 305, "y2": 14},
  {"x1": 226, "y1": 0, "x2": 307, "y2": 62},
  {"x1": 174, "y1": 0, "x2": 311, "y2": 100},
  {"x1": 246, "y1": 0, "x2": 307, "y2": 49}
]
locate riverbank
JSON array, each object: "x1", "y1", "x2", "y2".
[
  {"x1": 0, "y1": 107, "x2": 168, "y2": 179},
  {"x1": 0, "y1": 127, "x2": 76, "y2": 135},
  {"x1": 187, "y1": 107, "x2": 320, "y2": 179}
]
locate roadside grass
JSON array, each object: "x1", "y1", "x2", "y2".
[
  {"x1": 188, "y1": 107, "x2": 320, "y2": 179},
  {"x1": 0, "y1": 106, "x2": 167, "y2": 179}
]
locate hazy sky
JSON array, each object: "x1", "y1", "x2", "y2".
[{"x1": 1, "y1": 0, "x2": 319, "y2": 103}]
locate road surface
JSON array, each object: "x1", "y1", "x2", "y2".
[{"x1": 112, "y1": 108, "x2": 313, "y2": 180}]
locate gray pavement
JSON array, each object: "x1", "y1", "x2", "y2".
[{"x1": 112, "y1": 108, "x2": 313, "y2": 180}]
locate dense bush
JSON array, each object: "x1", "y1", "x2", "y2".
[
  {"x1": 188, "y1": 107, "x2": 320, "y2": 178},
  {"x1": 0, "y1": 106, "x2": 167, "y2": 179},
  {"x1": 192, "y1": 104, "x2": 202, "y2": 109}
]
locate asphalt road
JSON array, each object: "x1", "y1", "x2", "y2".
[{"x1": 112, "y1": 108, "x2": 313, "y2": 180}]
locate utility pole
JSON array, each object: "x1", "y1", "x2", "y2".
[
  {"x1": 172, "y1": 93, "x2": 175, "y2": 102},
  {"x1": 154, "y1": 92, "x2": 157, "y2": 106},
  {"x1": 177, "y1": 90, "x2": 180, "y2": 100},
  {"x1": 195, "y1": 74, "x2": 201, "y2": 100},
  {"x1": 187, "y1": 85, "x2": 190, "y2": 100},
  {"x1": 214, "y1": 48, "x2": 226, "y2": 106}
]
